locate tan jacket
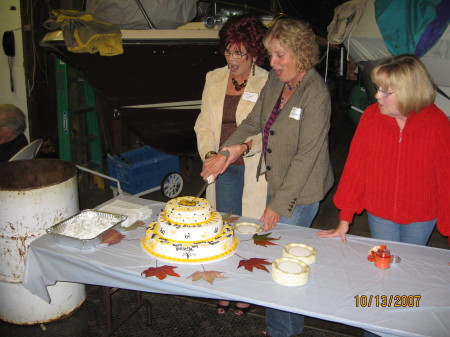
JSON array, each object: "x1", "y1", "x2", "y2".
[
  {"x1": 223, "y1": 68, "x2": 334, "y2": 217},
  {"x1": 194, "y1": 65, "x2": 268, "y2": 218}
]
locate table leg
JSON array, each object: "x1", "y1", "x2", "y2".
[{"x1": 103, "y1": 286, "x2": 152, "y2": 336}]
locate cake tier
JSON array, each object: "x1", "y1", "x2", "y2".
[
  {"x1": 164, "y1": 197, "x2": 212, "y2": 224},
  {"x1": 142, "y1": 221, "x2": 238, "y2": 264},
  {"x1": 157, "y1": 211, "x2": 222, "y2": 241}
]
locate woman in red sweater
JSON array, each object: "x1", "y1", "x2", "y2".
[{"x1": 318, "y1": 54, "x2": 450, "y2": 246}]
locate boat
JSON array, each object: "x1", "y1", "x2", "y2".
[{"x1": 40, "y1": 1, "x2": 281, "y2": 156}]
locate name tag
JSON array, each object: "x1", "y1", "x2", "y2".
[
  {"x1": 242, "y1": 91, "x2": 258, "y2": 103},
  {"x1": 289, "y1": 107, "x2": 302, "y2": 120}
]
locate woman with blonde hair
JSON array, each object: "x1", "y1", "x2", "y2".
[
  {"x1": 318, "y1": 54, "x2": 450, "y2": 252},
  {"x1": 201, "y1": 18, "x2": 334, "y2": 337}
]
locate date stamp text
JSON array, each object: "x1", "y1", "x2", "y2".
[{"x1": 354, "y1": 295, "x2": 421, "y2": 307}]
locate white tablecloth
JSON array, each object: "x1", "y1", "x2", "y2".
[{"x1": 23, "y1": 195, "x2": 450, "y2": 337}]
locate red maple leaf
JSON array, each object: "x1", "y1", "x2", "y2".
[
  {"x1": 252, "y1": 232, "x2": 280, "y2": 247},
  {"x1": 141, "y1": 265, "x2": 181, "y2": 280},
  {"x1": 238, "y1": 258, "x2": 271, "y2": 273},
  {"x1": 187, "y1": 270, "x2": 227, "y2": 284},
  {"x1": 101, "y1": 229, "x2": 125, "y2": 245}
]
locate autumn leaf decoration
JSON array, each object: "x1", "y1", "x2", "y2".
[
  {"x1": 123, "y1": 220, "x2": 145, "y2": 231},
  {"x1": 238, "y1": 257, "x2": 271, "y2": 273},
  {"x1": 187, "y1": 265, "x2": 227, "y2": 284},
  {"x1": 101, "y1": 229, "x2": 125, "y2": 245},
  {"x1": 252, "y1": 232, "x2": 280, "y2": 247},
  {"x1": 222, "y1": 212, "x2": 240, "y2": 224},
  {"x1": 141, "y1": 264, "x2": 181, "y2": 280}
]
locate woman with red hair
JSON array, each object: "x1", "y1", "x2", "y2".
[{"x1": 194, "y1": 14, "x2": 268, "y2": 316}]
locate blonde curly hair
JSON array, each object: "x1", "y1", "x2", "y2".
[{"x1": 263, "y1": 19, "x2": 319, "y2": 72}]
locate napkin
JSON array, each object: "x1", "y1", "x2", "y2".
[{"x1": 98, "y1": 200, "x2": 152, "y2": 228}]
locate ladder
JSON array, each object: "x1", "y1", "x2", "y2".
[{"x1": 55, "y1": 58, "x2": 103, "y2": 171}]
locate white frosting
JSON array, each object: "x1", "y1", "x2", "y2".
[
  {"x1": 164, "y1": 196, "x2": 212, "y2": 224},
  {"x1": 59, "y1": 217, "x2": 113, "y2": 239},
  {"x1": 142, "y1": 197, "x2": 237, "y2": 264},
  {"x1": 157, "y1": 211, "x2": 222, "y2": 241},
  {"x1": 143, "y1": 221, "x2": 237, "y2": 263}
]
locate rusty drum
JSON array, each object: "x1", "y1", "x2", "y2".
[{"x1": 0, "y1": 159, "x2": 86, "y2": 324}]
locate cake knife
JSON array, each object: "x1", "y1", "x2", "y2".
[{"x1": 194, "y1": 175, "x2": 214, "y2": 198}]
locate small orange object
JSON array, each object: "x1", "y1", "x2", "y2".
[{"x1": 375, "y1": 248, "x2": 391, "y2": 269}]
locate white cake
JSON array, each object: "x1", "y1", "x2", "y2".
[{"x1": 142, "y1": 196, "x2": 238, "y2": 264}]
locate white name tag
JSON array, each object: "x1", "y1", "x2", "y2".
[
  {"x1": 242, "y1": 91, "x2": 258, "y2": 103},
  {"x1": 289, "y1": 107, "x2": 302, "y2": 120}
]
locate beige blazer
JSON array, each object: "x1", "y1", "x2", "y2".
[{"x1": 194, "y1": 65, "x2": 268, "y2": 218}]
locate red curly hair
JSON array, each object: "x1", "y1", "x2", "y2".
[{"x1": 219, "y1": 15, "x2": 267, "y2": 66}]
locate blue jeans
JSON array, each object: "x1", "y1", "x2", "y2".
[
  {"x1": 368, "y1": 213, "x2": 436, "y2": 246},
  {"x1": 215, "y1": 165, "x2": 245, "y2": 216},
  {"x1": 265, "y1": 200, "x2": 319, "y2": 337}
]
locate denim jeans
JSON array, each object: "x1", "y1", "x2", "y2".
[
  {"x1": 265, "y1": 200, "x2": 319, "y2": 337},
  {"x1": 215, "y1": 165, "x2": 245, "y2": 216},
  {"x1": 368, "y1": 213, "x2": 436, "y2": 246}
]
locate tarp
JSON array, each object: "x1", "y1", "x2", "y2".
[
  {"x1": 327, "y1": 0, "x2": 369, "y2": 44},
  {"x1": 44, "y1": 9, "x2": 123, "y2": 56},
  {"x1": 375, "y1": 0, "x2": 450, "y2": 57},
  {"x1": 86, "y1": 0, "x2": 198, "y2": 29}
]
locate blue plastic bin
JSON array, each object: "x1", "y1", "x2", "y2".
[{"x1": 107, "y1": 146, "x2": 179, "y2": 195}]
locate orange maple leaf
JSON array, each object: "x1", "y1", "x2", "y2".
[
  {"x1": 252, "y1": 232, "x2": 280, "y2": 247},
  {"x1": 101, "y1": 229, "x2": 125, "y2": 245},
  {"x1": 187, "y1": 270, "x2": 227, "y2": 284},
  {"x1": 123, "y1": 220, "x2": 145, "y2": 231},
  {"x1": 238, "y1": 258, "x2": 271, "y2": 273},
  {"x1": 141, "y1": 265, "x2": 181, "y2": 280},
  {"x1": 222, "y1": 212, "x2": 240, "y2": 224}
]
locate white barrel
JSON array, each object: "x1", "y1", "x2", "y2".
[{"x1": 0, "y1": 159, "x2": 86, "y2": 324}]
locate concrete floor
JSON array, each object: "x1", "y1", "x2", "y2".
[{"x1": 1, "y1": 109, "x2": 447, "y2": 336}]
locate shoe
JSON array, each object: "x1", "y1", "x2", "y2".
[
  {"x1": 216, "y1": 301, "x2": 230, "y2": 315},
  {"x1": 234, "y1": 303, "x2": 251, "y2": 316}
]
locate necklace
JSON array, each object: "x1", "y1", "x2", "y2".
[
  {"x1": 232, "y1": 77, "x2": 247, "y2": 91},
  {"x1": 284, "y1": 73, "x2": 304, "y2": 91},
  {"x1": 284, "y1": 80, "x2": 299, "y2": 91}
]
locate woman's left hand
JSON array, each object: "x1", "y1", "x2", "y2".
[
  {"x1": 260, "y1": 208, "x2": 280, "y2": 231},
  {"x1": 316, "y1": 221, "x2": 350, "y2": 242},
  {"x1": 221, "y1": 144, "x2": 246, "y2": 166}
]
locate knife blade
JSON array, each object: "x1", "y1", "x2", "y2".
[{"x1": 194, "y1": 175, "x2": 214, "y2": 198}]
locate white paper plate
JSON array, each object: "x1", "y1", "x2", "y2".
[{"x1": 233, "y1": 222, "x2": 262, "y2": 234}]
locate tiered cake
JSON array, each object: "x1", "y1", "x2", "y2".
[{"x1": 142, "y1": 196, "x2": 238, "y2": 264}]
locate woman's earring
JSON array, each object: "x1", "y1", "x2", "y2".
[
  {"x1": 252, "y1": 63, "x2": 255, "y2": 76},
  {"x1": 228, "y1": 64, "x2": 230, "y2": 69}
]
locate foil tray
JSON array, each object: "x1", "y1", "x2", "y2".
[{"x1": 46, "y1": 209, "x2": 127, "y2": 250}]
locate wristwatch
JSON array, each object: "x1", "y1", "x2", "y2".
[
  {"x1": 205, "y1": 151, "x2": 217, "y2": 159},
  {"x1": 241, "y1": 142, "x2": 250, "y2": 156}
]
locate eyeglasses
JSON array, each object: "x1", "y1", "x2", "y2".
[
  {"x1": 375, "y1": 86, "x2": 394, "y2": 97},
  {"x1": 222, "y1": 50, "x2": 247, "y2": 59}
]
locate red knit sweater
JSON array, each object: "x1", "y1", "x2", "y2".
[{"x1": 334, "y1": 103, "x2": 450, "y2": 243}]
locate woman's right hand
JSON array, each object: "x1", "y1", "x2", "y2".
[
  {"x1": 260, "y1": 208, "x2": 280, "y2": 231},
  {"x1": 316, "y1": 220, "x2": 350, "y2": 242}
]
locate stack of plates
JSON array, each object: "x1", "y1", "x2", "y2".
[
  {"x1": 272, "y1": 257, "x2": 309, "y2": 286},
  {"x1": 282, "y1": 243, "x2": 316, "y2": 265}
]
